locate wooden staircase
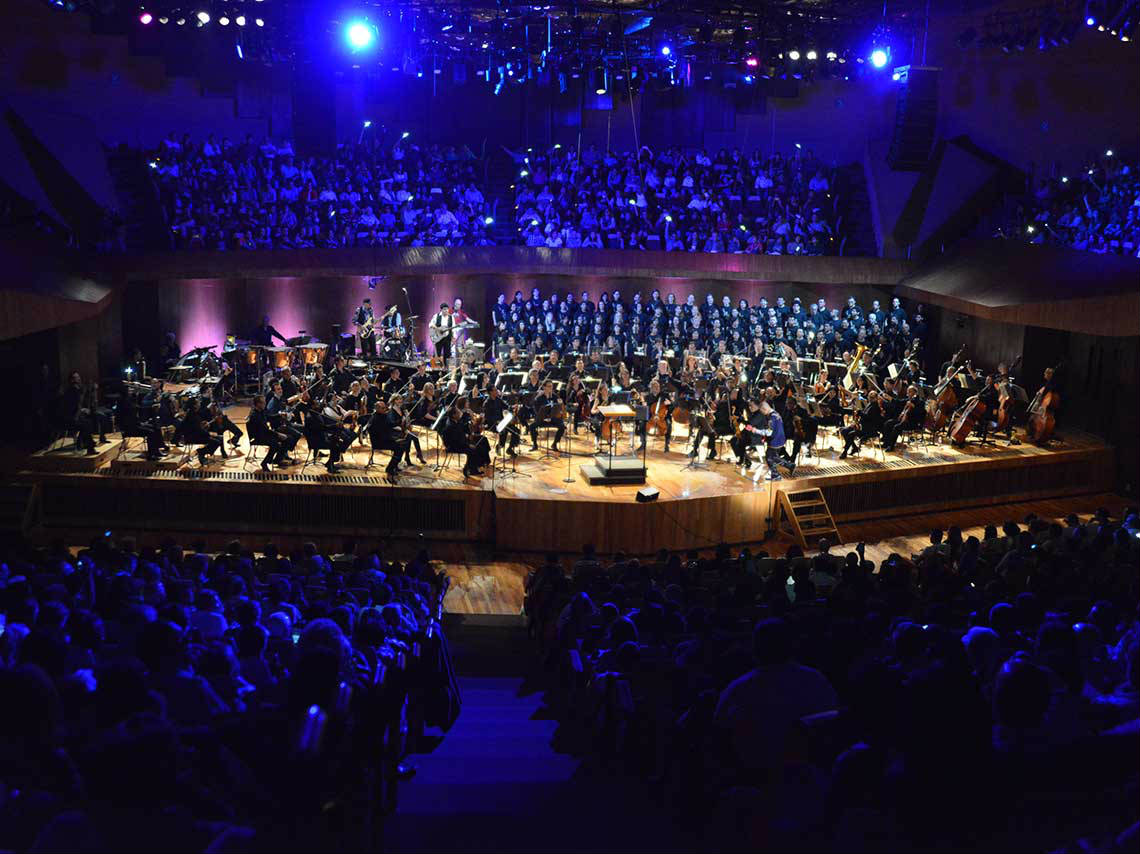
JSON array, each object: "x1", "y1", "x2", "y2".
[{"x1": 776, "y1": 487, "x2": 840, "y2": 549}]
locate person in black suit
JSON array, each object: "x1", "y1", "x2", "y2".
[
  {"x1": 248, "y1": 394, "x2": 297, "y2": 470},
  {"x1": 366, "y1": 398, "x2": 410, "y2": 480},
  {"x1": 252, "y1": 315, "x2": 287, "y2": 347},
  {"x1": 116, "y1": 391, "x2": 166, "y2": 460},
  {"x1": 528, "y1": 380, "x2": 565, "y2": 452}
]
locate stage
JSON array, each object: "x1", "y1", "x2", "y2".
[{"x1": 15, "y1": 403, "x2": 1115, "y2": 554}]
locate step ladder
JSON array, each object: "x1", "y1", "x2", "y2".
[{"x1": 776, "y1": 487, "x2": 840, "y2": 549}]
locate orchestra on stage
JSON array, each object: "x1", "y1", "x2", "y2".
[{"x1": 53, "y1": 287, "x2": 1063, "y2": 484}]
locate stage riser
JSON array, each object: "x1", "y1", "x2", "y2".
[
  {"x1": 36, "y1": 478, "x2": 490, "y2": 541},
  {"x1": 821, "y1": 448, "x2": 1115, "y2": 523}
]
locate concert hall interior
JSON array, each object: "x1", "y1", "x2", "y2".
[{"x1": 1, "y1": 0, "x2": 1139, "y2": 851}]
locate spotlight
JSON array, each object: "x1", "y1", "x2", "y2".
[
  {"x1": 235, "y1": 15, "x2": 244, "y2": 25},
  {"x1": 870, "y1": 48, "x2": 889, "y2": 68},
  {"x1": 254, "y1": 18, "x2": 264, "y2": 27},
  {"x1": 892, "y1": 71, "x2": 901, "y2": 81},
  {"x1": 218, "y1": 16, "x2": 229, "y2": 26},
  {"x1": 484, "y1": 216, "x2": 494, "y2": 225},
  {"x1": 158, "y1": 16, "x2": 167, "y2": 23},
  {"x1": 1106, "y1": 149, "x2": 1114, "y2": 157},
  {"x1": 591, "y1": 65, "x2": 608, "y2": 94},
  {"x1": 176, "y1": 17, "x2": 185, "y2": 25},
  {"x1": 1097, "y1": 25, "x2": 1105, "y2": 32},
  {"x1": 139, "y1": 11, "x2": 152, "y2": 24},
  {"x1": 660, "y1": 45, "x2": 671, "y2": 56},
  {"x1": 788, "y1": 49, "x2": 801, "y2": 60},
  {"x1": 826, "y1": 51, "x2": 837, "y2": 61},
  {"x1": 401, "y1": 131, "x2": 410, "y2": 139},
  {"x1": 1026, "y1": 225, "x2": 1035, "y2": 234},
  {"x1": 1086, "y1": 16, "x2": 1095, "y2": 26},
  {"x1": 363, "y1": 120, "x2": 372, "y2": 128},
  {"x1": 743, "y1": 74, "x2": 753, "y2": 83},
  {"x1": 196, "y1": 10, "x2": 209, "y2": 24},
  {"x1": 806, "y1": 49, "x2": 818, "y2": 60},
  {"x1": 745, "y1": 55, "x2": 759, "y2": 67},
  {"x1": 346, "y1": 20, "x2": 376, "y2": 50},
  {"x1": 1061, "y1": 176, "x2": 1069, "y2": 183}
]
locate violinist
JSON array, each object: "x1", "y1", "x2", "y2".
[
  {"x1": 206, "y1": 403, "x2": 244, "y2": 456},
  {"x1": 279, "y1": 367, "x2": 301, "y2": 401},
  {"x1": 302, "y1": 397, "x2": 350, "y2": 474},
  {"x1": 367, "y1": 398, "x2": 411, "y2": 482},
  {"x1": 389, "y1": 393, "x2": 426, "y2": 465},
  {"x1": 411, "y1": 382, "x2": 438, "y2": 427},
  {"x1": 563, "y1": 373, "x2": 588, "y2": 433},
  {"x1": 382, "y1": 366, "x2": 404, "y2": 398},
  {"x1": 529, "y1": 379, "x2": 565, "y2": 452},
  {"x1": 840, "y1": 390, "x2": 886, "y2": 459}
]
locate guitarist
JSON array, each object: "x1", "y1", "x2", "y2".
[
  {"x1": 430, "y1": 302, "x2": 455, "y2": 362},
  {"x1": 354, "y1": 298, "x2": 377, "y2": 359}
]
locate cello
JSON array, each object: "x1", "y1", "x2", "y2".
[
  {"x1": 926, "y1": 355, "x2": 972, "y2": 433},
  {"x1": 947, "y1": 381, "x2": 990, "y2": 446},
  {"x1": 1024, "y1": 363, "x2": 1062, "y2": 444}
]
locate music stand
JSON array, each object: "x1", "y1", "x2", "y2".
[{"x1": 495, "y1": 411, "x2": 530, "y2": 481}]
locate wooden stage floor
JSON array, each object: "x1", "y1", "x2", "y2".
[{"x1": 19, "y1": 404, "x2": 1115, "y2": 555}]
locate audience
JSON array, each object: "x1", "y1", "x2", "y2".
[
  {"x1": 149, "y1": 132, "x2": 495, "y2": 250},
  {"x1": 513, "y1": 143, "x2": 845, "y2": 255},
  {"x1": 1002, "y1": 152, "x2": 1140, "y2": 257},
  {"x1": 0, "y1": 534, "x2": 456, "y2": 850},
  {"x1": 527, "y1": 508, "x2": 1140, "y2": 851}
]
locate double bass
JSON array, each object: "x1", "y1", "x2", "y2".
[
  {"x1": 1024, "y1": 364, "x2": 1062, "y2": 444},
  {"x1": 947, "y1": 378, "x2": 991, "y2": 446},
  {"x1": 994, "y1": 355, "x2": 1023, "y2": 433},
  {"x1": 926, "y1": 352, "x2": 971, "y2": 433}
]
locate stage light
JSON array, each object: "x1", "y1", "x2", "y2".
[
  {"x1": 788, "y1": 49, "x2": 801, "y2": 60},
  {"x1": 1106, "y1": 149, "x2": 1114, "y2": 157},
  {"x1": 892, "y1": 71, "x2": 901, "y2": 80},
  {"x1": 826, "y1": 50, "x2": 837, "y2": 61},
  {"x1": 520, "y1": 169, "x2": 529, "y2": 178},
  {"x1": 663, "y1": 214, "x2": 672, "y2": 223},
  {"x1": 401, "y1": 131, "x2": 410, "y2": 139},
  {"x1": 484, "y1": 216, "x2": 494, "y2": 225},
  {"x1": 346, "y1": 20, "x2": 376, "y2": 51},
  {"x1": 176, "y1": 17, "x2": 185, "y2": 25},
  {"x1": 745, "y1": 56, "x2": 759, "y2": 67},
  {"x1": 363, "y1": 120, "x2": 372, "y2": 128},
  {"x1": 870, "y1": 48, "x2": 889, "y2": 68},
  {"x1": 254, "y1": 18, "x2": 263, "y2": 27},
  {"x1": 1026, "y1": 225, "x2": 1035, "y2": 234},
  {"x1": 158, "y1": 16, "x2": 167, "y2": 23},
  {"x1": 1097, "y1": 25, "x2": 1106, "y2": 31},
  {"x1": 218, "y1": 16, "x2": 229, "y2": 26},
  {"x1": 743, "y1": 74, "x2": 753, "y2": 83},
  {"x1": 235, "y1": 14, "x2": 245, "y2": 25},
  {"x1": 1086, "y1": 16, "x2": 1095, "y2": 26},
  {"x1": 236, "y1": 43, "x2": 243, "y2": 59},
  {"x1": 195, "y1": 10, "x2": 210, "y2": 25},
  {"x1": 660, "y1": 45, "x2": 671, "y2": 56},
  {"x1": 806, "y1": 49, "x2": 818, "y2": 60},
  {"x1": 139, "y1": 11, "x2": 152, "y2": 24},
  {"x1": 591, "y1": 65, "x2": 608, "y2": 94},
  {"x1": 1061, "y1": 176, "x2": 1069, "y2": 183}
]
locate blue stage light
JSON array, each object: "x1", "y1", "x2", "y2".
[
  {"x1": 660, "y1": 45, "x2": 671, "y2": 56},
  {"x1": 870, "y1": 48, "x2": 889, "y2": 68},
  {"x1": 346, "y1": 20, "x2": 376, "y2": 51},
  {"x1": 1086, "y1": 16, "x2": 1095, "y2": 26}
]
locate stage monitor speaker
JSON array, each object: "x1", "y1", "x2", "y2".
[
  {"x1": 636, "y1": 486, "x2": 660, "y2": 503},
  {"x1": 887, "y1": 66, "x2": 939, "y2": 171}
]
